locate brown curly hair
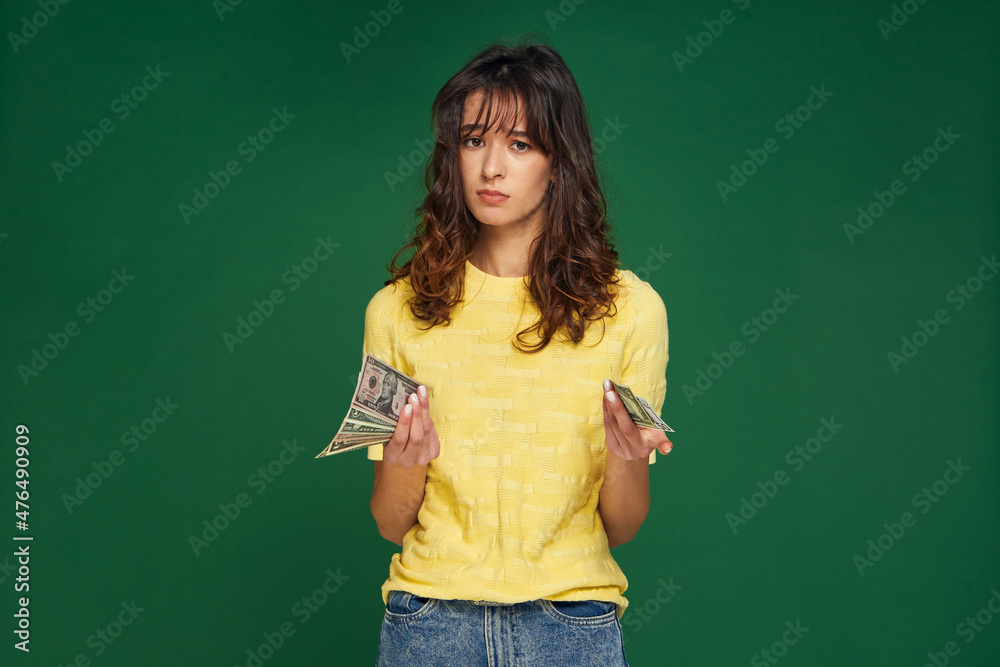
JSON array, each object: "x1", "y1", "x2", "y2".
[{"x1": 384, "y1": 35, "x2": 624, "y2": 353}]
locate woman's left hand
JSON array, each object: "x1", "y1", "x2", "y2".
[{"x1": 602, "y1": 378, "x2": 672, "y2": 461}]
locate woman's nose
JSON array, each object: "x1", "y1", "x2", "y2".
[{"x1": 481, "y1": 143, "x2": 504, "y2": 180}]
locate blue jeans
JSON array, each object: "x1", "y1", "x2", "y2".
[{"x1": 375, "y1": 590, "x2": 630, "y2": 666}]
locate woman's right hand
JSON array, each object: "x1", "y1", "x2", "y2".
[{"x1": 382, "y1": 385, "x2": 440, "y2": 468}]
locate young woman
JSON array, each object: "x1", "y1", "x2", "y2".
[{"x1": 365, "y1": 38, "x2": 672, "y2": 666}]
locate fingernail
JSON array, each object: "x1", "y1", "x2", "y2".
[
  {"x1": 603, "y1": 379, "x2": 611, "y2": 391},
  {"x1": 419, "y1": 385, "x2": 427, "y2": 398},
  {"x1": 410, "y1": 393, "x2": 418, "y2": 403},
  {"x1": 606, "y1": 391, "x2": 616, "y2": 403},
  {"x1": 404, "y1": 404, "x2": 412, "y2": 416}
]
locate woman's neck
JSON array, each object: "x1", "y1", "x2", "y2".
[{"x1": 469, "y1": 227, "x2": 538, "y2": 278}]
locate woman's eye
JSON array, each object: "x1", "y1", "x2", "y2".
[{"x1": 462, "y1": 137, "x2": 530, "y2": 151}]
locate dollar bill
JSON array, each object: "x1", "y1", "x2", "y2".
[
  {"x1": 637, "y1": 396, "x2": 673, "y2": 432},
  {"x1": 328, "y1": 431, "x2": 390, "y2": 447},
  {"x1": 316, "y1": 436, "x2": 390, "y2": 459},
  {"x1": 353, "y1": 353, "x2": 421, "y2": 424},
  {"x1": 345, "y1": 406, "x2": 396, "y2": 429},
  {"x1": 338, "y1": 417, "x2": 397, "y2": 438},
  {"x1": 611, "y1": 381, "x2": 674, "y2": 433},
  {"x1": 316, "y1": 353, "x2": 428, "y2": 458}
]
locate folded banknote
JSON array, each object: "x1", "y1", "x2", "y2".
[
  {"x1": 610, "y1": 380, "x2": 674, "y2": 433},
  {"x1": 315, "y1": 353, "x2": 425, "y2": 458}
]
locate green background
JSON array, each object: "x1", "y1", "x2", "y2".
[{"x1": 2, "y1": 0, "x2": 998, "y2": 665}]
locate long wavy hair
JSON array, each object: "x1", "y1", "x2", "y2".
[{"x1": 385, "y1": 36, "x2": 624, "y2": 353}]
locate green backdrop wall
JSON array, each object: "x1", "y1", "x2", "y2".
[{"x1": 2, "y1": 0, "x2": 998, "y2": 665}]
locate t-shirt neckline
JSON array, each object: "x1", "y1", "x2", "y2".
[{"x1": 465, "y1": 258, "x2": 529, "y2": 295}]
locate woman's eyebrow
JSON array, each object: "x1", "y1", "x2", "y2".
[{"x1": 460, "y1": 123, "x2": 529, "y2": 138}]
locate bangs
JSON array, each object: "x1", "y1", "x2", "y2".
[{"x1": 460, "y1": 84, "x2": 553, "y2": 154}]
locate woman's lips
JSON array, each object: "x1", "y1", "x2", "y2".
[{"x1": 477, "y1": 193, "x2": 509, "y2": 203}]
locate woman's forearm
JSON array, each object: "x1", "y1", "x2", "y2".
[
  {"x1": 598, "y1": 453, "x2": 651, "y2": 548},
  {"x1": 371, "y1": 460, "x2": 428, "y2": 545}
]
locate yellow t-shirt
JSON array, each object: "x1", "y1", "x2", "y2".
[{"x1": 365, "y1": 258, "x2": 668, "y2": 620}]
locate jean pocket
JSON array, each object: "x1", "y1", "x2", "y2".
[
  {"x1": 542, "y1": 599, "x2": 618, "y2": 626},
  {"x1": 384, "y1": 590, "x2": 436, "y2": 623}
]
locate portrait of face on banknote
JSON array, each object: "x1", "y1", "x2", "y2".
[{"x1": 357, "y1": 361, "x2": 409, "y2": 422}]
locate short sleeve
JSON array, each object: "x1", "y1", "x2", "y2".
[
  {"x1": 362, "y1": 285, "x2": 402, "y2": 462},
  {"x1": 620, "y1": 278, "x2": 669, "y2": 465}
]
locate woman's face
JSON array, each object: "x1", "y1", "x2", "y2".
[{"x1": 459, "y1": 89, "x2": 555, "y2": 234}]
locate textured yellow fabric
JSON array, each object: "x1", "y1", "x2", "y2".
[{"x1": 364, "y1": 259, "x2": 668, "y2": 620}]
